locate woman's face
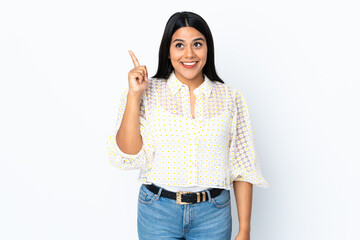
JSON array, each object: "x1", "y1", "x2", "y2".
[{"x1": 169, "y1": 27, "x2": 207, "y2": 83}]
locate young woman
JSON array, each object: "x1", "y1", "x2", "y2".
[{"x1": 107, "y1": 11, "x2": 268, "y2": 240}]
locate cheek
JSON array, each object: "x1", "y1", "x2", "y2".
[
  {"x1": 200, "y1": 52, "x2": 207, "y2": 63},
  {"x1": 199, "y1": 48, "x2": 207, "y2": 61}
]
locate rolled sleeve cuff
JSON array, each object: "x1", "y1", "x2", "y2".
[{"x1": 231, "y1": 168, "x2": 269, "y2": 188}]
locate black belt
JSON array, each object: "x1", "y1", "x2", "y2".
[{"x1": 145, "y1": 183, "x2": 224, "y2": 205}]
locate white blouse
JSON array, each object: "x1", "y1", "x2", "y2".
[{"x1": 107, "y1": 71, "x2": 268, "y2": 190}]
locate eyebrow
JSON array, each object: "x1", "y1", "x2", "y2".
[{"x1": 172, "y1": 37, "x2": 205, "y2": 43}]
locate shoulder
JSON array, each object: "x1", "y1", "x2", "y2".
[
  {"x1": 212, "y1": 81, "x2": 245, "y2": 101},
  {"x1": 141, "y1": 77, "x2": 167, "y2": 105},
  {"x1": 143, "y1": 77, "x2": 164, "y2": 95},
  {"x1": 145, "y1": 77, "x2": 167, "y2": 90}
]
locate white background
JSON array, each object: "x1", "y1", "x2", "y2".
[{"x1": 1, "y1": 0, "x2": 359, "y2": 239}]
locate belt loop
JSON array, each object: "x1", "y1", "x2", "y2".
[
  {"x1": 156, "y1": 185, "x2": 163, "y2": 200},
  {"x1": 205, "y1": 189, "x2": 212, "y2": 203}
]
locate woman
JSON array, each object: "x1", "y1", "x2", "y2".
[{"x1": 107, "y1": 11, "x2": 268, "y2": 240}]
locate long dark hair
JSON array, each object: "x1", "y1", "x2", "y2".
[{"x1": 152, "y1": 11, "x2": 224, "y2": 83}]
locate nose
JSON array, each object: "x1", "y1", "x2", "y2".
[{"x1": 184, "y1": 46, "x2": 195, "y2": 58}]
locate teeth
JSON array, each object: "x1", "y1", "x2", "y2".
[{"x1": 182, "y1": 62, "x2": 197, "y2": 66}]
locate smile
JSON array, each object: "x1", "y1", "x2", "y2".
[{"x1": 181, "y1": 61, "x2": 198, "y2": 69}]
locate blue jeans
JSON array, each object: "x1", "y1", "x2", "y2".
[{"x1": 137, "y1": 183, "x2": 232, "y2": 240}]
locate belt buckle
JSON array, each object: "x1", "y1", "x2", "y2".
[{"x1": 176, "y1": 191, "x2": 193, "y2": 205}]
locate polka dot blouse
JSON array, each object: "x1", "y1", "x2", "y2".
[{"x1": 107, "y1": 71, "x2": 268, "y2": 190}]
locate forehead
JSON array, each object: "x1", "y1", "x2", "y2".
[{"x1": 171, "y1": 27, "x2": 205, "y2": 40}]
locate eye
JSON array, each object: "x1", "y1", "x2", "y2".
[
  {"x1": 194, "y1": 42, "x2": 202, "y2": 47},
  {"x1": 175, "y1": 43, "x2": 184, "y2": 48}
]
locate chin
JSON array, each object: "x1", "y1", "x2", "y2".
[
  {"x1": 183, "y1": 72, "x2": 199, "y2": 80},
  {"x1": 176, "y1": 68, "x2": 202, "y2": 81}
]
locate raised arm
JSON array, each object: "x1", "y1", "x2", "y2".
[
  {"x1": 107, "y1": 50, "x2": 150, "y2": 170},
  {"x1": 117, "y1": 50, "x2": 148, "y2": 154}
]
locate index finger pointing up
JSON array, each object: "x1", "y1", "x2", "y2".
[{"x1": 128, "y1": 50, "x2": 140, "y2": 67}]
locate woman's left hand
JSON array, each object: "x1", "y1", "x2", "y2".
[{"x1": 234, "y1": 231, "x2": 250, "y2": 240}]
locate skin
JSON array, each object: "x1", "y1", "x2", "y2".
[
  {"x1": 169, "y1": 27, "x2": 207, "y2": 92},
  {"x1": 115, "y1": 50, "x2": 148, "y2": 155},
  {"x1": 126, "y1": 27, "x2": 253, "y2": 240},
  {"x1": 128, "y1": 50, "x2": 148, "y2": 94},
  {"x1": 233, "y1": 181, "x2": 253, "y2": 240}
]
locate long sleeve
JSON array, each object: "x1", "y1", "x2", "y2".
[
  {"x1": 229, "y1": 89, "x2": 268, "y2": 188},
  {"x1": 106, "y1": 87, "x2": 154, "y2": 170}
]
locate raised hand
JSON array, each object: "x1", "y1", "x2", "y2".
[{"x1": 128, "y1": 50, "x2": 148, "y2": 94}]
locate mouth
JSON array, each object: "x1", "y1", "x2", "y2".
[{"x1": 181, "y1": 61, "x2": 198, "y2": 69}]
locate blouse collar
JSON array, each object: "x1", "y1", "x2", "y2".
[{"x1": 167, "y1": 71, "x2": 213, "y2": 98}]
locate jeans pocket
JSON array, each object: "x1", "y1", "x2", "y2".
[
  {"x1": 138, "y1": 184, "x2": 157, "y2": 205},
  {"x1": 211, "y1": 190, "x2": 231, "y2": 209}
]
